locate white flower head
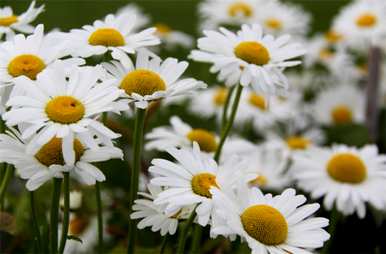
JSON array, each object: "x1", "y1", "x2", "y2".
[
  {"x1": 116, "y1": 3, "x2": 150, "y2": 31},
  {"x1": 155, "y1": 23, "x2": 194, "y2": 49}
]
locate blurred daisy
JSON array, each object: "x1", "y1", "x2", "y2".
[
  {"x1": 190, "y1": 24, "x2": 305, "y2": 95},
  {"x1": 68, "y1": 14, "x2": 160, "y2": 59},
  {"x1": 60, "y1": 191, "x2": 83, "y2": 211},
  {"x1": 146, "y1": 116, "x2": 218, "y2": 153},
  {"x1": 0, "y1": 129, "x2": 123, "y2": 191},
  {"x1": 131, "y1": 184, "x2": 192, "y2": 236},
  {"x1": 292, "y1": 145, "x2": 386, "y2": 218},
  {"x1": 3, "y1": 65, "x2": 124, "y2": 156},
  {"x1": 116, "y1": 3, "x2": 150, "y2": 31},
  {"x1": 312, "y1": 85, "x2": 365, "y2": 125},
  {"x1": 155, "y1": 23, "x2": 193, "y2": 49},
  {"x1": 150, "y1": 143, "x2": 246, "y2": 226},
  {"x1": 102, "y1": 50, "x2": 206, "y2": 109},
  {"x1": 0, "y1": 1, "x2": 44, "y2": 40},
  {"x1": 211, "y1": 186, "x2": 330, "y2": 254}
]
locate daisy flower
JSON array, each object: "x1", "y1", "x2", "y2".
[
  {"x1": 0, "y1": 1, "x2": 44, "y2": 40},
  {"x1": 130, "y1": 184, "x2": 193, "y2": 236},
  {"x1": 116, "y1": 3, "x2": 150, "y2": 31},
  {"x1": 190, "y1": 24, "x2": 306, "y2": 95},
  {"x1": 145, "y1": 116, "x2": 218, "y2": 153},
  {"x1": 68, "y1": 14, "x2": 160, "y2": 59},
  {"x1": 292, "y1": 145, "x2": 386, "y2": 218},
  {"x1": 211, "y1": 186, "x2": 330, "y2": 254},
  {"x1": 312, "y1": 84, "x2": 365, "y2": 126},
  {"x1": 155, "y1": 23, "x2": 193, "y2": 49},
  {"x1": 0, "y1": 129, "x2": 123, "y2": 191},
  {"x1": 150, "y1": 143, "x2": 246, "y2": 226},
  {"x1": 2, "y1": 65, "x2": 124, "y2": 158},
  {"x1": 102, "y1": 50, "x2": 206, "y2": 109}
]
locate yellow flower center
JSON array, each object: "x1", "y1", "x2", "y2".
[
  {"x1": 212, "y1": 88, "x2": 228, "y2": 106},
  {"x1": 45, "y1": 96, "x2": 85, "y2": 124},
  {"x1": 234, "y1": 41, "x2": 270, "y2": 66},
  {"x1": 265, "y1": 18, "x2": 282, "y2": 30},
  {"x1": 69, "y1": 216, "x2": 89, "y2": 236},
  {"x1": 88, "y1": 28, "x2": 125, "y2": 47},
  {"x1": 331, "y1": 105, "x2": 352, "y2": 125},
  {"x1": 241, "y1": 205, "x2": 288, "y2": 245},
  {"x1": 248, "y1": 93, "x2": 267, "y2": 110},
  {"x1": 327, "y1": 153, "x2": 367, "y2": 184},
  {"x1": 7, "y1": 54, "x2": 46, "y2": 80},
  {"x1": 34, "y1": 137, "x2": 85, "y2": 167},
  {"x1": 319, "y1": 48, "x2": 334, "y2": 60},
  {"x1": 120, "y1": 69, "x2": 166, "y2": 97},
  {"x1": 324, "y1": 30, "x2": 344, "y2": 44},
  {"x1": 228, "y1": 2, "x2": 253, "y2": 17},
  {"x1": 191, "y1": 173, "x2": 219, "y2": 198},
  {"x1": 286, "y1": 136, "x2": 311, "y2": 150},
  {"x1": 0, "y1": 15, "x2": 18, "y2": 27},
  {"x1": 155, "y1": 23, "x2": 172, "y2": 35},
  {"x1": 186, "y1": 129, "x2": 217, "y2": 153},
  {"x1": 249, "y1": 175, "x2": 268, "y2": 187},
  {"x1": 356, "y1": 13, "x2": 377, "y2": 28}
]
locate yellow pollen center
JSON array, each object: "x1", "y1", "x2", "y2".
[
  {"x1": 241, "y1": 205, "x2": 288, "y2": 245},
  {"x1": 88, "y1": 28, "x2": 125, "y2": 47},
  {"x1": 187, "y1": 129, "x2": 217, "y2": 153},
  {"x1": 8, "y1": 54, "x2": 46, "y2": 80},
  {"x1": 69, "y1": 216, "x2": 89, "y2": 236},
  {"x1": 327, "y1": 153, "x2": 367, "y2": 184},
  {"x1": 0, "y1": 15, "x2": 18, "y2": 27},
  {"x1": 234, "y1": 41, "x2": 270, "y2": 66},
  {"x1": 265, "y1": 18, "x2": 282, "y2": 30},
  {"x1": 286, "y1": 136, "x2": 311, "y2": 150},
  {"x1": 228, "y1": 2, "x2": 253, "y2": 17},
  {"x1": 249, "y1": 175, "x2": 268, "y2": 187},
  {"x1": 356, "y1": 13, "x2": 377, "y2": 28},
  {"x1": 319, "y1": 48, "x2": 334, "y2": 60},
  {"x1": 331, "y1": 105, "x2": 353, "y2": 124},
  {"x1": 248, "y1": 93, "x2": 267, "y2": 110},
  {"x1": 324, "y1": 30, "x2": 343, "y2": 44},
  {"x1": 213, "y1": 88, "x2": 228, "y2": 106},
  {"x1": 155, "y1": 23, "x2": 172, "y2": 35},
  {"x1": 45, "y1": 96, "x2": 85, "y2": 124},
  {"x1": 34, "y1": 137, "x2": 85, "y2": 167},
  {"x1": 120, "y1": 69, "x2": 166, "y2": 97},
  {"x1": 191, "y1": 173, "x2": 219, "y2": 198}
]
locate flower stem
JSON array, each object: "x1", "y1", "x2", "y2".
[
  {"x1": 221, "y1": 86, "x2": 235, "y2": 129},
  {"x1": 50, "y1": 178, "x2": 62, "y2": 254},
  {"x1": 127, "y1": 108, "x2": 146, "y2": 254},
  {"x1": 160, "y1": 234, "x2": 169, "y2": 254},
  {"x1": 190, "y1": 224, "x2": 203, "y2": 254},
  {"x1": 30, "y1": 191, "x2": 42, "y2": 253},
  {"x1": 214, "y1": 84, "x2": 243, "y2": 162},
  {"x1": 58, "y1": 173, "x2": 70, "y2": 254},
  {"x1": 321, "y1": 208, "x2": 341, "y2": 254},
  {"x1": 0, "y1": 164, "x2": 14, "y2": 210},
  {"x1": 176, "y1": 205, "x2": 198, "y2": 254},
  {"x1": 95, "y1": 181, "x2": 104, "y2": 254}
]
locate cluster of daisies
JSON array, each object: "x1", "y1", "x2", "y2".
[{"x1": 1, "y1": 0, "x2": 386, "y2": 253}]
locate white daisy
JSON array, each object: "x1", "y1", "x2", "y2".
[
  {"x1": 292, "y1": 144, "x2": 386, "y2": 218},
  {"x1": 211, "y1": 186, "x2": 330, "y2": 254},
  {"x1": 0, "y1": 1, "x2": 44, "y2": 40},
  {"x1": 312, "y1": 84, "x2": 365, "y2": 126},
  {"x1": 68, "y1": 14, "x2": 160, "y2": 59},
  {"x1": 102, "y1": 50, "x2": 206, "y2": 109},
  {"x1": 116, "y1": 3, "x2": 150, "y2": 31},
  {"x1": 0, "y1": 129, "x2": 123, "y2": 191},
  {"x1": 130, "y1": 184, "x2": 193, "y2": 236},
  {"x1": 150, "y1": 143, "x2": 246, "y2": 226},
  {"x1": 155, "y1": 23, "x2": 193, "y2": 49},
  {"x1": 190, "y1": 24, "x2": 306, "y2": 95},
  {"x1": 2, "y1": 65, "x2": 124, "y2": 159},
  {"x1": 145, "y1": 116, "x2": 218, "y2": 153}
]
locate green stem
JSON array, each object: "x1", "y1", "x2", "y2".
[
  {"x1": 95, "y1": 182, "x2": 104, "y2": 254},
  {"x1": 0, "y1": 164, "x2": 14, "y2": 210},
  {"x1": 214, "y1": 84, "x2": 243, "y2": 162},
  {"x1": 30, "y1": 191, "x2": 42, "y2": 253},
  {"x1": 160, "y1": 234, "x2": 168, "y2": 254},
  {"x1": 321, "y1": 208, "x2": 341, "y2": 254},
  {"x1": 58, "y1": 173, "x2": 70, "y2": 254},
  {"x1": 221, "y1": 86, "x2": 235, "y2": 130},
  {"x1": 127, "y1": 108, "x2": 146, "y2": 254},
  {"x1": 176, "y1": 205, "x2": 198, "y2": 254},
  {"x1": 190, "y1": 224, "x2": 202, "y2": 254},
  {"x1": 50, "y1": 178, "x2": 62, "y2": 254}
]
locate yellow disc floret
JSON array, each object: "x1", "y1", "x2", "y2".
[
  {"x1": 0, "y1": 15, "x2": 18, "y2": 27},
  {"x1": 234, "y1": 41, "x2": 270, "y2": 66},
  {"x1": 8, "y1": 54, "x2": 46, "y2": 80},
  {"x1": 191, "y1": 173, "x2": 219, "y2": 198},
  {"x1": 45, "y1": 96, "x2": 85, "y2": 124},
  {"x1": 155, "y1": 23, "x2": 172, "y2": 35},
  {"x1": 324, "y1": 30, "x2": 344, "y2": 44},
  {"x1": 187, "y1": 129, "x2": 218, "y2": 153},
  {"x1": 356, "y1": 13, "x2": 377, "y2": 28},
  {"x1": 265, "y1": 18, "x2": 282, "y2": 30},
  {"x1": 248, "y1": 93, "x2": 267, "y2": 110},
  {"x1": 249, "y1": 175, "x2": 268, "y2": 187},
  {"x1": 327, "y1": 153, "x2": 367, "y2": 184},
  {"x1": 120, "y1": 69, "x2": 166, "y2": 97},
  {"x1": 286, "y1": 136, "x2": 311, "y2": 150},
  {"x1": 34, "y1": 137, "x2": 85, "y2": 167},
  {"x1": 241, "y1": 204, "x2": 288, "y2": 245},
  {"x1": 69, "y1": 216, "x2": 89, "y2": 236},
  {"x1": 228, "y1": 2, "x2": 253, "y2": 17},
  {"x1": 213, "y1": 88, "x2": 228, "y2": 106},
  {"x1": 88, "y1": 28, "x2": 125, "y2": 47},
  {"x1": 331, "y1": 105, "x2": 353, "y2": 124}
]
